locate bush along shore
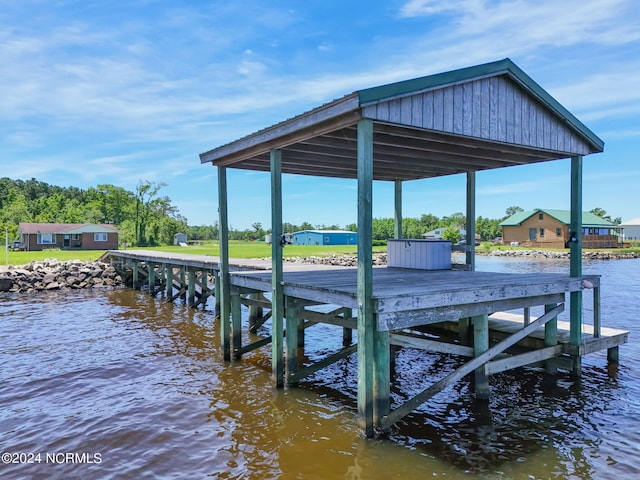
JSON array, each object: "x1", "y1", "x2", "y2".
[{"x1": 0, "y1": 259, "x2": 123, "y2": 293}]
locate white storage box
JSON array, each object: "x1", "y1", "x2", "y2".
[{"x1": 387, "y1": 239, "x2": 452, "y2": 270}]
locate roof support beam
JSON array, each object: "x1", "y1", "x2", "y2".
[
  {"x1": 271, "y1": 149, "x2": 285, "y2": 387},
  {"x1": 569, "y1": 155, "x2": 583, "y2": 374},
  {"x1": 466, "y1": 171, "x2": 476, "y2": 270},
  {"x1": 357, "y1": 119, "x2": 376, "y2": 436},
  {"x1": 394, "y1": 180, "x2": 402, "y2": 239},
  {"x1": 217, "y1": 166, "x2": 231, "y2": 361}
]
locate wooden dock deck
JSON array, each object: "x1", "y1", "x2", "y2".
[
  {"x1": 102, "y1": 249, "x2": 272, "y2": 271},
  {"x1": 105, "y1": 250, "x2": 628, "y2": 434},
  {"x1": 231, "y1": 267, "x2": 588, "y2": 330}
]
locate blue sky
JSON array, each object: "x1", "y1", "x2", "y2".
[{"x1": 2, "y1": 0, "x2": 639, "y2": 229}]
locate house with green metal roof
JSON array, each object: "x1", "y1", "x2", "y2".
[{"x1": 500, "y1": 209, "x2": 619, "y2": 248}]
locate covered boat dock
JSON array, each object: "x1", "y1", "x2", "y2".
[{"x1": 198, "y1": 58, "x2": 625, "y2": 437}]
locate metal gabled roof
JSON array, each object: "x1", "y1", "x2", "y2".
[
  {"x1": 500, "y1": 209, "x2": 616, "y2": 227},
  {"x1": 200, "y1": 58, "x2": 604, "y2": 181},
  {"x1": 358, "y1": 58, "x2": 603, "y2": 153}
]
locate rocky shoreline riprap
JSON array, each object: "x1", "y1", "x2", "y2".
[
  {"x1": 283, "y1": 253, "x2": 387, "y2": 267},
  {"x1": 283, "y1": 249, "x2": 639, "y2": 266},
  {"x1": 0, "y1": 259, "x2": 123, "y2": 293},
  {"x1": 482, "y1": 249, "x2": 639, "y2": 260},
  {"x1": 1, "y1": 249, "x2": 636, "y2": 293}
]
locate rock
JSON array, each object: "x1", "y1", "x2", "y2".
[
  {"x1": 4, "y1": 260, "x2": 124, "y2": 293},
  {"x1": 0, "y1": 277, "x2": 12, "y2": 292},
  {"x1": 483, "y1": 249, "x2": 638, "y2": 260}
]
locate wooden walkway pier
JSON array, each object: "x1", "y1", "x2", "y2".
[{"x1": 103, "y1": 249, "x2": 272, "y2": 310}]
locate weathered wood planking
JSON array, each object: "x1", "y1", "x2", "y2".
[
  {"x1": 230, "y1": 267, "x2": 596, "y2": 330},
  {"x1": 105, "y1": 249, "x2": 273, "y2": 271},
  {"x1": 362, "y1": 76, "x2": 591, "y2": 155},
  {"x1": 488, "y1": 311, "x2": 629, "y2": 345}
]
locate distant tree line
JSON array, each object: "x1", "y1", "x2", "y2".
[
  {"x1": 0, "y1": 177, "x2": 187, "y2": 247},
  {"x1": 2, "y1": 177, "x2": 620, "y2": 246},
  {"x1": 196, "y1": 211, "x2": 505, "y2": 242},
  {"x1": 208, "y1": 205, "x2": 621, "y2": 243}
]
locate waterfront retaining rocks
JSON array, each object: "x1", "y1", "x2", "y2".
[
  {"x1": 283, "y1": 249, "x2": 638, "y2": 267},
  {"x1": 0, "y1": 259, "x2": 123, "y2": 293},
  {"x1": 1, "y1": 249, "x2": 636, "y2": 293},
  {"x1": 484, "y1": 249, "x2": 639, "y2": 260},
  {"x1": 284, "y1": 253, "x2": 387, "y2": 267}
]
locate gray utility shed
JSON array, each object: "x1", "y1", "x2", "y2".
[{"x1": 200, "y1": 58, "x2": 605, "y2": 437}]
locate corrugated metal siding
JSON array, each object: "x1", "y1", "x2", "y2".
[{"x1": 362, "y1": 76, "x2": 591, "y2": 155}]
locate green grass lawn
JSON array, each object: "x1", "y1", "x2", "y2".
[
  {"x1": 3, "y1": 241, "x2": 386, "y2": 266},
  {"x1": 4, "y1": 241, "x2": 636, "y2": 267}
]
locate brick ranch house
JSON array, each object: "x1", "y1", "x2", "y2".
[
  {"x1": 18, "y1": 223, "x2": 119, "y2": 251},
  {"x1": 500, "y1": 209, "x2": 619, "y2": 248}
]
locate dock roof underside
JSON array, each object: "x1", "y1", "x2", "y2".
[{"x1": 200, "y1": 59, "x2": 603, "y2": 182}]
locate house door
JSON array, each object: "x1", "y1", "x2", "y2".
[
  {"x1": 528, "y1": 228, "x2": 537, "y2": 241},
  {"x1": 63, "y1": 234, "x2": 70, "y2": 247}
]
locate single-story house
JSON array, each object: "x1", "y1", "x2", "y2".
[
  {"x1": 500, "y1": 209, "x2": 619, "y2": 248},
  {"x1": 423, "y1": 228, "x2": 480, "y2": 240},
  {"x1": 620, "y1": 218, "x2": 640, "y2": 241},
  {"x1": 18, "y1": 223, "x2": 119, "y2": 251},
  {"x1": 291, "y1": 229, "x2": 357, "y2": 246},
  {"x1": 423, "y1": 227, "x2": 464, "y2": 239}
]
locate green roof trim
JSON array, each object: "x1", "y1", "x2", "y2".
[
  {"x1": 500, "y1": 209, "x2": 616, "y2": 227},
  {"x1": 357, "y1": 58, "x2": 604, "y2": 153}
]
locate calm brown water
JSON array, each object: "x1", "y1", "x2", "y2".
[{"x1": 1, "y1": 257, "x2": 639, "y2": 479}]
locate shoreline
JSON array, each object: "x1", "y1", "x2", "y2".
[
  {"x1": 0, "y1": 258, "x2": 123, "y2": 293},
  {"x1": 283, "y1": 248, "x2": 639, "y2": 267},
  {"x1": 2, "y1": 249, "x2": 637, "y2": 293},
  {"x1": 477, "y1": 249, "x2": 639, "y2": 260}
]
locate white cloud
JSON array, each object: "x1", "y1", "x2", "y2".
[
  {"x1": 549, "y1": 66, "x2": 640, "y2": 121},
  {"x1": 1, "y1": 0, "x2": 639, "y2": 228},
  {"x1": 598, "y1": 129, "x2": 640, "y2": 140},
  {"x1": 477, "y1": 176, "x2": 565, "y2": 196}
]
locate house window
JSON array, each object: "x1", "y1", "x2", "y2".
[
  {"x1": 72, "y1": 234, "x2": 80, "y2": 240},
  {"x1": 540, "y1": 228, "x2": 545, "y2": 237},
  {"x1": 37, "y1": 233, "x2": 56, "y2": 244},
  {"x1": 556, "y1": 228, "x2": 562, "y2": 237},
  {"x1": 538, "y1": 213, "x2": 544, "y2": 220},
  {"x1": 94, "y1": 233, "x2": 108, "y2": 242}
]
